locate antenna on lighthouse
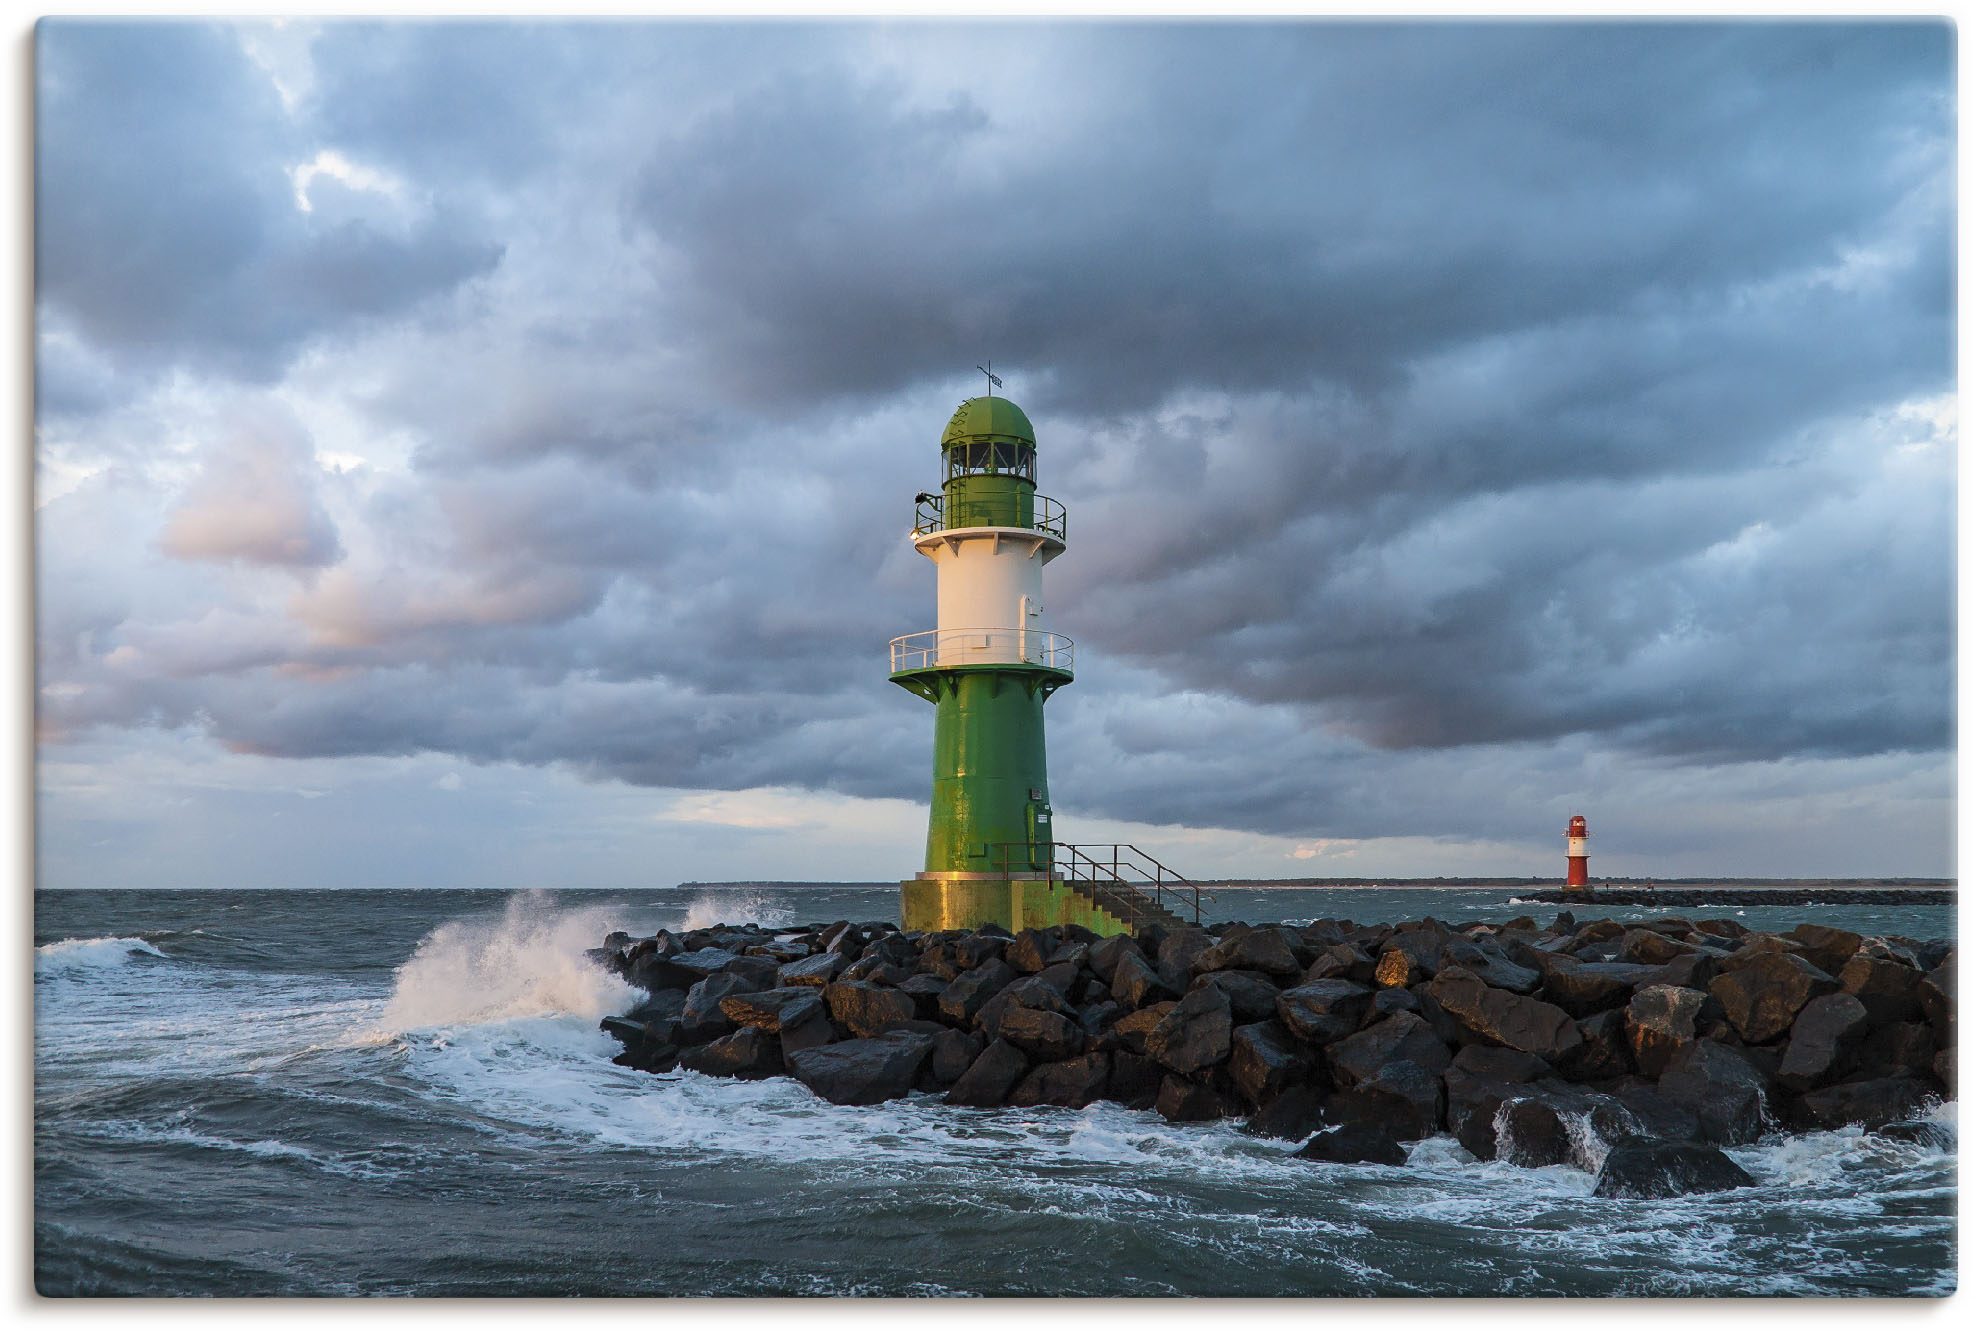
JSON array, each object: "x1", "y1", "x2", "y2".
[{"x1": 977, "y1": 361, "x2": 1002, "y2": 396}]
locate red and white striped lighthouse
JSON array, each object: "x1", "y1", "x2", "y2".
[{"x1": 1565, "y1": 815, "x2": 1590, "y2": 892}]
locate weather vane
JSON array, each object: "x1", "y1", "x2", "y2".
[{"x1": 977, "y1": 360, "x2": 1002, "y2": 396}]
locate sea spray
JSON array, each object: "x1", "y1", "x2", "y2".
[
  {"x1": 375, "y1": 891, "x2": 637, "y2": 1034},
  {"x1": 34, "y1": 936, "x2": 167, "y2": 975}
]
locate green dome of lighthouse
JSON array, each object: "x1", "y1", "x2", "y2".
[{"x1": 942, "y1": 396, "x2": 1035, "y2": 448}]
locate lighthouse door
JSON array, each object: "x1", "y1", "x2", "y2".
[{"x1": 1027, "y1": 797, "x2": 1053, "y2": 872}]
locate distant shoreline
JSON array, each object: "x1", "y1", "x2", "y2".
[{"x1": 675, "y1": 878, "x2": 1956, "y2": 892}]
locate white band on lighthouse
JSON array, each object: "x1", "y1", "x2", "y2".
[
  {"x1": 913, "y1": 525, "x2": 1062, "y2": 667},
  {"x1": 1567, "y1": 838, "x2": 1589, "y2": 858}
]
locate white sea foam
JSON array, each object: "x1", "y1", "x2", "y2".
[
  {"x1": 34, "y1": 935, "x2": 167, "y2": 974},
  {"x1": 373, "y1": 890, "x2": 638, "y2": 1035},
  {"x1": 678, "y1": 891, "x2": 797, "y2": 931}
]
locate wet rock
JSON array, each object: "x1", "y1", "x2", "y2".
[
  {"x1": 1324, "y1": 1059, "x2": 1442, "y2": 1140},
  {"x1": 1617, "y1": 929, "x2": 1693, "y2": 966},
  {"x1": 1626, "y1": 985, "x2": 1708, "y2": 1079},
  {"x1": 1294, "y1": 1122, "x2": 1406, "y2": 1166},
  {"x1": 1156, "y1": 927, "x2": 1217, "y2": 990},
  {"x1": 1450, "y1": 1044, "x2": 1551, "y2": 1083},
  {"x1": 1085, "y1": 933, "x2": 1143, "y2": 983},
  {"x1": 996, "y1": 1005, "x2": 1085, "y2": 1061},
  {"x1": 1196, "y1": 927, "x2": 1302, "y2": 979},
  {"x1": 1077, "y1": 999, "x2": 1124, "y2": 1043},
  {"x1": 1009, "y1": 1051, "x2": 1111, "y2": 1108},
  {"x1": 840, "y1": 955, "x2": 915, "y2": 986},
  {"x1": 1655, "y1": 1040, "x2": 1769, "y2": 1145},
  {"x1": 1328, "y1": 1011, "x2": 1452, "y2": 1087},
  {"x1": 1189, "y1": 970, "x2": 1283, "y2": 1023},
  {"x1": 778, "y1": 952, "x2": 850, "y2": 988},
  {"x1": 1592, "y1": 1142, "x2": 1755, "y2": 1199},
  {"x1": 1852, "y1": 1020, "x2": 1936, "y2": 1081},
  {"x1": 930, "y1": 1028, "x2": 985, "y2": 1086},
  {"x1": 1542, "y1": 961, "x2": 1666, "y2": 1018},
  {"x1": 1709, "y1": 953, "x2": 1839, "y2": 1044},
  {"x1": 719, "y1": 987, "x2": 822, "y2": 1034},
  {"x1": 1155, "y1": 1074, "x2": 1230, "y2": 1123},
  {"x1": 951, "y1": 933, "x2": 1008, "y2": 972},
  {"x1": 1304, "y1": 943, "x2": 1378, "y2": 985},
  {"x1": 896, "y1": 972, "x2": 950, "y2": 1020},
  {"x1": 1876, "y1": 1119, "x2": 1954, "y2": 1149},
  {"x1": 787, "y1": 1030, "x2": 936, "y2": 1106},
  {"x1": 1427, "y1": 967, "x2": 1582, "y2": 1062},
  {"x1": 1917, "y1": 952, "x2": 1955, "y2": 1045},
  {"x1": 1147, "y1": 985, "x2": 1235, "y2": 1076},
  {"x1": 1110, "y1": 1001, "x2": 1177, "y2": 1056},
  {"x1": 1276, "y1": 980, "x2": 1375, "y2": 1045},
  {"x1": 1793, "y1": 1075, "x2": 1932, "y2": 1131},
  {"x1": 1244, "y1": 1084, "x2": 1328, "y2": 1141},
  {"x1": 1611, "y1": 1083, "x2": 1703, "y2": 1145},
  {"x1": 1654, "y1": 953, "x2": 1721, "y2": 993},
  {"x1": 1005, "y1": 929, "x2": 1055, "y2": 974},
  {"x1": 679, "y1": 1025, "x2": 783, "y2": 1080},
  {"x1": 938, "y1": 958, "x2": 1017, "y2": 1024},
  {"x1": 1103, "y1": 1050, "x2": 1164, "y2": 1108},
  {"x1": 1033, "y1": 961, "x2": 1081, "y2": 999},
  {"x1": 1715, "y1": 933, "x2": 1808, "y2": 972},
  {"x1": 1227, "y1": 1020, "x2": 1311, "y2": 1106},
  {"x1": 1838, "y1": 955, "x2": 1926, "y2": 1027},
  {"x1": 622, "y1": 989, "x2": 688, "y2": 1043},
  {"x1": 1784, "y1": 923, "x2": 1863, "y2": 976},
  {"x1": 1556, "y1": 1008, "x2": 1631, "y2": 1081},
  {"x1": 1439, "y1": 938, "x2": 1540, "y2": 994},
  {"x1": 942, "y1": 1037, "x2": 1030, "y2": 1107},
  {"x1": 1776, "y1": 993, "x2": 1869, "y2": 1091},
  {"x1": 1366, "y1": 988, "x2": 1421, "y2": 1024},
  {"x1": 679, "y1": 973, "x2": 761, "y2": 1044},
  {"x1": 1496, "y1": 1097, "x2": 1573, "y2": 1168},
  {"x1": 1109, "y1": 950, "x2": 1174, "y2": 1011},
  {"x1": 823, "y1": 981, "x2": 919, "y2": 1038}
]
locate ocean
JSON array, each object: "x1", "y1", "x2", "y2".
[{"x1": 33, "y1": 885, "x2": 1958, "y2": 1297}]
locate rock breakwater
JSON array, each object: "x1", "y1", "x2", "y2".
[{"x1": 590, "y1": 911, "x2": 1955, "y2": 1198}]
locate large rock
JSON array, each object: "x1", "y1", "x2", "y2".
[
  {"x1": 1626, "y1": 985, "x2": 1708, "y2": 1079},
  {"x1": 679, "y1": 972, "x2": 761, "y2": 1044},
  {"x1": 1304, "y1": 943, "x2": 1377, "y2": 985},
  {"x1": 1616, "y1": 929, "x2": 1693, "y2": 966},
  {"x1": 896, "y1": 972, "x2": 950, "y2": 1020},
  {"x1": 1109, "y1": 1001, "x2": 1176, "y2": 1055},
  {"x1": 1556, "y1": 1008, "x2": 1632, "y2": 1081},
  {"x1": 1785, "y1": 923, "x2": 1863, "y2": 976},
  {"x1": 938, "y1": 958, "x2": 1017, "y2": 1024},
  {"x1": 1294, "y1": 1122, "x2": 1406, "y2": 1166},
  {"x1": 1103, "y1": 1050, "x2": 1164, "y2": 1108},
  {"x1": 1005, "y1": 929, "x2": 1056, "y2": 974},
  {"x1": 1324, "y1": 1059, "x2": 1442, "y2": 1140},
  {"x1": 678, "y1": 1025, "x2": 783, "y2": 1080},
  {"x1": 1086, "y1": 933, "x2": 1143, "y2": 983},
  {"x1": 1793, "y1": 1076, "x2": 1932, "y2": 1131},
  {"x1": 1328, "y1": 1011, "x2": 1452, "y2": 1087},
  {"x1": 1189, "y1": 970, "x2": 1283, "y2": 1023},
  {"x1": 943, "y1": 1037, "x2": 1030, "y2": 1108},
  {"x1": 996, "y1": 1005, "x2": 1085, "y2": 1061},
  {"x1": 1244, "y1": 1084, "x2": 1328, "y2": 1141},
  {"x1": 719, "y1": 987, "x2": 822, "y2": 1034},
  {"x1": 1496, "y1": 1096, "x2": 1574, "y2": 1168},
  {"x1": 1146, "y1": 985, "x2": 1235, "y2": 1076},
  {"x1": 1009, "y1": 1051, "x2": 1111, "y2": 1108},
  {"x1": 787, "y1": 1031, "x2": 936, "y2": 1106},
  {"x1": 929, "y1": 1028, "x2": 985, "y2": 1086},
  {"x1": 1592, "y1": 1142, "x2": 1755, "y2": 1199},
  {"x1": 1776, "y1": 993, "x2": 1869, "y2": 1091},
  {"x1": 1438, "y1": 938, "x2": 1540, "y2": 995},
  {"x1": 1427, "y1": 967, "x2": 1583, "y2": 1061},
  {"x1": 1449, "y1": 1044, "x2": 1551, "y2": 1083},
  {"x1": 1276, "y1": 980, "x2": 1375, "y2": 1045},
  {"x1": 1156, "y1": 927, "x2": 1216, "y2": 989},
  {"x1": 778, "y1": 952, "x2": 850, "y2": 988},
  {"x1": 1109, "y1": 950, "x2": 1173, "y2": 1011},
  {"x1": 1853, "y1": 1020, "x2": 1936, "y2": 1081},
  {"x1": 1709, "y1": 953, "x2": 1839, "y2": 1044},
  {"x1": 1655, "y1": 1040, "x2": 1769, "y2": 1145},
  {"x1": 1540, "y1": 958, "x2": 1659, "y2": 1018},
  {"x1": 1226, "y1": 1020, "x2": 1311, "y2": 1106},
  {"x1": 824, "y1": 981, "x2": 919, "y2": 1038},
  {"x1": 1838, "y1": 955, "x2": 1926, "y2": 1027},
  {"x1": 1155, "y1": 1074, "x2": 1230, "y2": 1123},
  {"x1": 1917, "y1": 952, "x2": 1955, "y2": 1045},
  {"x1": 1196, "y1": 928, "x2": 1303, "y2": 979}
]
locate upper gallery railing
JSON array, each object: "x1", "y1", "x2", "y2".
[
  {"x1": 889, "y1": 628, "x2": 1075, "y2": 674},
  {"x1": 914, "y1": 492, "x2": 1067, "y2": 541}
]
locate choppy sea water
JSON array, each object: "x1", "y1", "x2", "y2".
[{"x1": 34, "y1": 886, "x2": 1958, "y2": 1296}]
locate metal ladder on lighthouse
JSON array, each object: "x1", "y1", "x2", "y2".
[{"x1": 988, "y1": 841, "x2": 1210, "y2": 931}]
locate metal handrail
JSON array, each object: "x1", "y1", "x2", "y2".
[
  {"x1": 984, "y1": 840, "x2": 1213, "y2": 926},
  {"x1": 889, "y1": 628, "x2": 1075, "y2": 673},
  {"x1": 914, "y1": 492, "x2": 1067, "y2": 541}
]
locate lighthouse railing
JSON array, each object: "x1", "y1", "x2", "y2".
[
  {"x1": 986, "y1": 840, "x2": 1212, "y2": 926},
  {"x1": 889, "y1": 628, "x2": 1075, "y2": 673},
  {"x1": 914, "y1": 492, "x2": 1067, "y2": 541}
]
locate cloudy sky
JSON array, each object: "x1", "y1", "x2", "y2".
[{"x1": 33, "y1": 18, "x2": 1955, "y2": 889}]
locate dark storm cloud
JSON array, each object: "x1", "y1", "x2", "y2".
[
  {"x1": 35, "y1": 20, "x2": 502, "y2": 390},
  {"x1": 32, "y1": 19, "x2": 1955, "y2": 855}
]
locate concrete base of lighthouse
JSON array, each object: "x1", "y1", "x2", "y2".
[{"x1": 900, "y1": 874, "x2": 1135, "y2": 937}]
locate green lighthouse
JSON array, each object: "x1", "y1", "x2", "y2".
[{"x1": 890, "y1": 395, "x2": 1143, "y2": 935}]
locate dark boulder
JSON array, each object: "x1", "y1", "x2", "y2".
[
  {"x1": 1005, "y1": 929, "x2": 1056, "y2": 974},
  {"x1": 1324, "y1": 1059, "x2": 1443, "y2": 1141},
  {"x1": 1276, "y1": 980, "x2": 1375, "y2": 1045},
  {"x1": 719, "y1": 987, "x2": 822, "y2": 1034},
  {"x1": 679, "y1": 1025, "x2": 783, "y2": 1080},
  {"x1": 1917, "y1": 952, "x2": 1955, "y2": 1045},
  {"x1": 1793, "y1": 1075, "x2": 1932, "y2": 1131},
  {"x1": 1775, "y1": 993, "x2": 1869, "y2": 1091},
  {"x1": 1304, "y1": 943, "x2": 1377, "y2": 985},
  {"x1": 943, "y1": 1037, "x2": 1030, "y2": 1108},
  {"x1": 1366, "y1": 988, "x2": 1421, "y2": 1023},
  {"x1": 1196, "y1": 927, "x2": 1302, "y2": 979},
  {"x1": 1427, "y1": 967, "x2": 1582, "y2": 1061},
  {"x1": 1838, "y1": 955, "x2": 1926, "y2": 1027},
  {"x1": 1103, "y1": 1050, "x2": 1164, "y2": 1108},
  {"x1": 1086, "y1": 933, "x2": 1143, "y2": 983},
  {"x1": 951, "y1": 932, "x2": 1008, "y2": 971},
  {"x1": 1853, "y1": 1020, "x2": 1936, "y2": 1081},
  {"x1": 823, "y1": 981, "x2": 919, "y2": 1038},
  {"x1": 929, "y1": 1028, "x2": 985, "y2": 1086},
  {"x1": 1439, "y1": 938, "x2": 1540, "y2": 995},
  {"x1": 1110, "y1": 1001, "x2": 1177, "y2": 1056},
  {"x1": 1034, "y1": 962, "x2": 1081, "y2": 997},
  {"x1": 1227, "y1": 1020, "x2": 1311, "y2": 1106},
  {"x1": 1244, "y1": 1084, "x2": 1329, "y2": 1142},
  {"x1": 1617, "y1": 928, "x2": 1693, "y2": 966},
  {"x1": 1785, "y1": 923, "x2": 1863, "y2": 976},
  {"x1": 1592, "y1": 1142, "x2": 1755, "y2": 1199},
  {"x1": 787, "y1": 1030, "x2": 936, "y2": 1106},
  {"x1": 1155, "y1": 1075, "x2": 1230, "y2": 1123},
  {"x1": 1146, "y1": 985, "x2": 1235, "y2": 1076},
  {"x1": 1654, "y1": 953, "x2": 1721, "y2": 993},
  {"x1": 1156, "y1": 927, "x2": 1217, "y2": 989},
  {"x1": 1539, "y1": 958, "x2": 1654, "y2": 1018},
  {"x1": 1709, "y1": 953, "x2": 1838, "y2": 1044},
  {"x1": 1328, "y1": 1011, "x2": 1452, "y2": 1087},
  {"x1": 1450, "y1": 1044, "x2": 1551, "y2": 1083},
  {"x1": 996, "y1": 1005, "x2": 1085, "y2": 1061},
  {"x1": 1009, "y1": 1051, "x2": 1111, "y2": 1108},
  {"x1": 679, "y1": 973, "x2": 761, "y2": 1045},
  {"x1": 1109, "y1": 950, "x2": 1173, "y2": 1011},
  {"x1": 1189, "y1": 969, "x2": 1283, "y2": 1023},
  {"x1": 896, "y1": 972, "x2": 950, "y2": 1020},
  {"x1": 1655, "y1": 1040, "x2": 1769, "y2": 1145},
  {"x1": 778, "y1": 952, "x2": 850, "y2": 988},
  {"x1": 1294, "y1": 1122, "x2": 1406, "y2": 1166},
  {"x1": 1626, "y1": 985, "x2": 1708, "y2": 1079},
  {"x1": 938, "y1": 957, "x2": 1017, "y2": 1024},
  {"x1": 1876, "y1": 1119, "x2": 1954, "y2": 1149},
  {"x1": 1555, "y1": 1008, "x2": 1631, "y2": 1081},
  {"x1": 1496, "y1": 1096, "x2": 1574, "y2": 1168}
]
